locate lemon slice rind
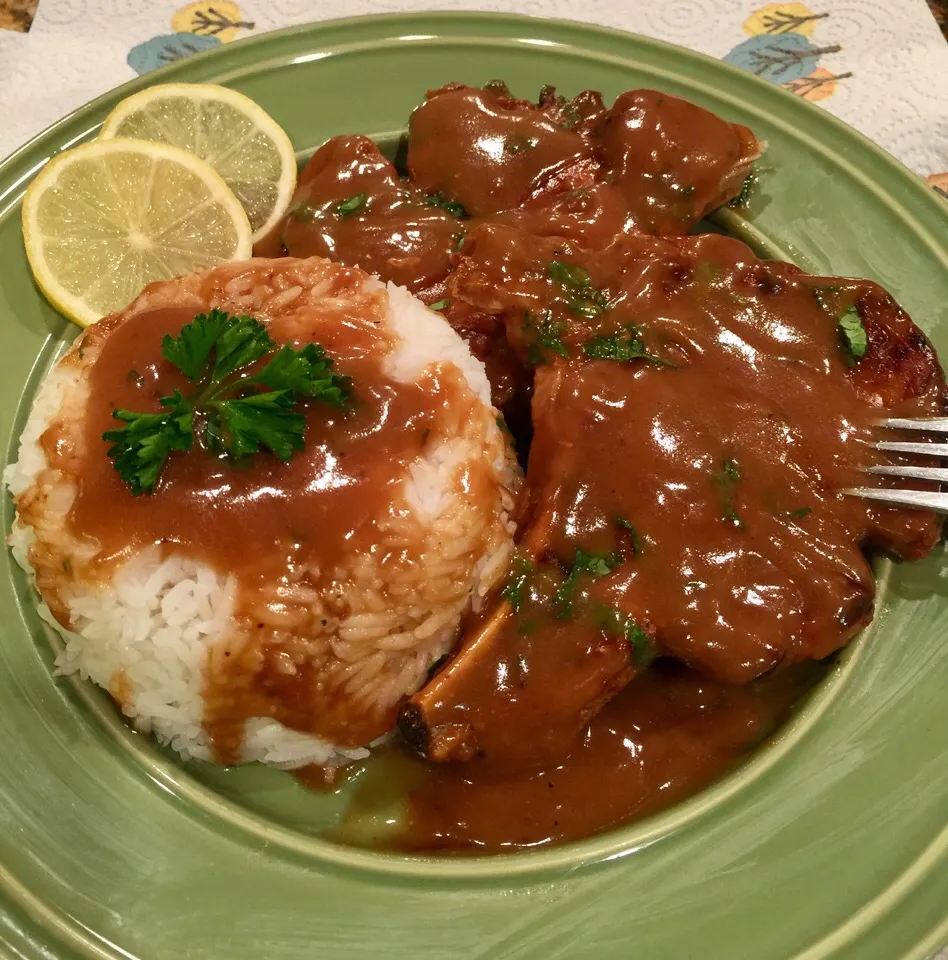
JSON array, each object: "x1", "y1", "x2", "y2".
[
  {"x1": 98, "y1": 82, "x2": 297, "y2": 244},
  {"x1": 22, "y1": 138, "x2": 253, "y2": 328}
]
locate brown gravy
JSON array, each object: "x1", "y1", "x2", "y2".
[
  {"x1": 406, "y1": 84, "x2": 598, "y2": 218},
  {"x1": 258, "y1": 135, "x2": 460, "y2": 298},
  {"x1": 55, "y1": 271, "x2": 479, "y2": 755},
  {"x1": 257, "y1": 85, "x2": 759, "y2": 320},
  {"x1": 407, "y1": 85, "x2": 758, "y2": 234},
  {"x1": 336, "y1": 660, "x2": 823, "y2": 852},
  {"x1": 67, "y1": 300, "x2": 433, "y2": 581},
  {"x1": 404, "y1": 228, "x2": 944, "y2": 768}
]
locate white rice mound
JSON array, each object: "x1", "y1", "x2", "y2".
[{"x1": 5, "y1": 258, "x2": 520, "y2": 769}]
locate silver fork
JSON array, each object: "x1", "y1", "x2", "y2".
[{"x1": 846, "y1": 418, "x2": 948, "y2": 512}]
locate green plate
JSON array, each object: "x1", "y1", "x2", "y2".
[{"x1": 1, "y1": 12, "x2": 947, "y2": 960}]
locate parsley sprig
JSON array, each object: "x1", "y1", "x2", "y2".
[
  {"x1": 583, "y1": 325, "x2": 676, "y2": 367},
  {"x1": 838, "y1": 307, "x2": 867, "y2": 364},
  {"x1": 104, "y1": 310, "x2": 352, "y2": 495},
  {"x1": 593, "y1": 606, "x2": 655, "y2": 667},
  {"x1": 425, "y1": 191, "x2": 468, "y2": 219},
  {"x1": 553, "y1": 547, "x2": 620, "y2": 620},
  {"x1": 547, "y1": 259, "x2": 610, "y2": 319},
  {"x1": 501, "y1": 555, "x2": 534, "y2": 613},
  {"x1": 523, "y1": 309, "x2": 569, "y2": 365},
  {"x1": 712, "y1": 457, "x2": 745, "y2": 530}
]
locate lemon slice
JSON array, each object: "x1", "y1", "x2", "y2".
[
  {"x1": 22, "y1": 138, "x2": 252, "y2": 328},
  {"x1": 99, "y1": 83, "x2": 297, "y2": 243}
]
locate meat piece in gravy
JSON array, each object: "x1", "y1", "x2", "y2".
[
  {"x1": 257, "y1": 134, "x2": 461, "y2": 300},
  {"x1": 407, "y1": 82, "x2": 600, "y2": 218},
  {"x1": 409, "y1": 83, "x2": 760, "y2": 241},
  {"x1": 402, "y1": 227, "x2": 944, "y2": 764},
  {"x1": 258, "y1": 84, "x2": 760, "y2": 324}
]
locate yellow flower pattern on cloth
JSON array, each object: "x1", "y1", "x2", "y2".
[
  {"x1": 171, "y1": 1, "x2": 255, "y2": 43},
  {"x1": 128, "y1": 2, "x2": 255, "y2": 75},
  {"x1": 726, "y1": 3, "x2": 851, "y2": 101},
  {"x1": 743, "y1": 2, "x2": 826, "y2": 37}
]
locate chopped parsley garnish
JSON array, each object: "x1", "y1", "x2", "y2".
[
  {"x1": 560, "y1": 104, "x2": 581, "y2": 130},
  {"x1": 501, "y1": 555, "x2": 534, "y2": 613},
  {"x1": 523, "y1": 309, "x2": 569, "y2": 364},
  {"x1": 429, "y1": 298, "x2": 452, "y2": 312},
  {"x1": 538, "y1": 87, "x2": 582, "y2": 130},
  {"x1": 334, "y1": 193, "x2": 368, "y2": 218},
  {"x1": 838, "y1": 307, "x2": 867, "y2": 363},
  {"x1": 553, "y1": 548, "x2": 620, "y2": 620},
  {"x1": 568, "y1": 300, "x2": 604, "y2": 320},
  {"x1": 425, "y1": 191, "x2": 468, "y2": 219},
  {"x1": 104, "y1": 310, "x2": 352, "y2": 495},
  {"x1": 593, "y1": 606, "x2": 655, "y2": 667},
  {"x1": 814, "y1": 289, "x2": 867, "y2": 366},
  {"x1": 615, "y1": 516, "x2": 642, "y2": 555},
  {"x1": 787, "y1": 506, "x2": 812, "y2": 521},
  {"x1": 537, "y1": 84, "x2": 556, "y2": 103},
  {"x1": 453, "y1": 231, "x2": 466, "y2": 252},
  {"x1": 505, "y1": 135, "x2": 539, "y2": 154},
  {"x1": 712, "y1": 457, "x2": 745, "y2": 530},
  {"x1": 548, "y1": 259, "x2": 610, "y2": 319},
  {"x1": 538, "y1": 315, "x2": 569, "y2": 359},
  {"x1": 548, "y1": 259, "x2": 592, "y2": 291},
  {"x1": 728, "y1": 169, "x2": 759, "y2": 208},
  {"x1": 583, "y1": 325, "x2": 676, "y2": 367}
]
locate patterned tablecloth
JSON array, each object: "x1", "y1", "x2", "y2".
[{"x1": 0, "y1": 0, "x2": 947, "y2": 190}]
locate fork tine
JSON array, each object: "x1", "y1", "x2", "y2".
[
  {"x1": 878, "y1": 417, "x2": 948, "y2": 432},
  {"x1": 859, "y1": 421, "x2": 948, "y2": 511},
  {"x1": 868, "y1": 464, "x2": 948, "y2": 483},
  {"x1": 845, "y1": 488, "x2": 948, "y2": 513},
  {"x1": 873, "y1": 441, "x2": 948, "y2": 457}
]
